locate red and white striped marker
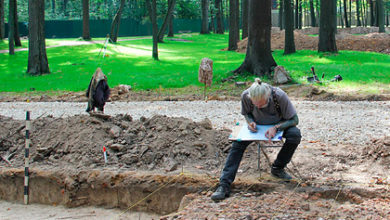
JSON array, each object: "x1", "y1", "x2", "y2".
[{"x1": 103, "y1": 146, "x2": 107, "y2": 164}]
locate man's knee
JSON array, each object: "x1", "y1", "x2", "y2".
[{"x1": 284, "y1": 127, "x2": 301, "y2": 144}]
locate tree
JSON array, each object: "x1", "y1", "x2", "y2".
[
  {"x1": 343, "y1": 0, "x2": 350, "y2": 28},
  {"x1": 369, "y1": 0, "x2": 375, "y2": 26},
  {"x1": 242, "y1": 0, "x2": 248, "y2": 38},
  {"x1": 63, "y1": 0, "x2": 69, "y2": 17},
  {"x1": 200, "y1": 0, "x2": 209, "y2": 34},
  {"x1": 82, "y1": 0, "x2": 90, "y2": 40},
  {"x1": 51, "y1": 0, "x2": 55, "y2": 14},
  {"x1": 356, "y1": 0, "x2": 362, "y2": 26},
  {"x1": 234, "y1": 0, "x2": 277, "y2": 76},
  {"x1": 279, "y1": 0, "x2": 284, "y2": 30},
  {"x1": 110, "y1": 0, "x2": 126, "y2": 43},
  {"x1": 157, "y1": 0, "x2": 176, "y2": 42},
  {"x1": 234, "y1": 0, "x2": 239, "y2": 40},
  {"x1": 12, "y1": 0, "x2": 21, "y2": 46},
  {"x1": 284, "y1": 0, "x2": 295, "y2": 54},
  {"x1": 298, "y1": 0, "x2": 302, "y2": 29},
  {"x1": 295, "y1": 0, "x2": 298, "y2": 28},
  {"x1": 377, "y1": 0, "x2": 385, "y2": 32},
  {"x1": 318, "y1": 0, "x2": 337, "y2": 53},
  {"x1": 8, "y1": 0, "x2": 15, "y2": 55},
  {"x1": 215, "y1": 0, "x2": 224, "y2": 34},
  {"x1": 167, "y1": 0, "x2": 175, "y2": 37},
  {"x1": 339, "y1": 0, "x2": 344, "y2": 28},
  {"x1": 309, "y1": 0, "x2": 317, "y2": 27},
  {"x1": 228, "y1": 0, "x2": 239, "y2": 50},
  {"x1": 146, "y1": 0, "x2": 158, "y2": 60},
  {"x1": 27, "y1": 0, "x2": 50, "y2": 75},
  {"x1": 0, "y1": 0, "x2": 3, "y2": 39}
]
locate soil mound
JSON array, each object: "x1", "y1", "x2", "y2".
[
  {"x1": 0, "y1": 114, "x2": 231, "y2": 171},
  {"x1": 236, "y1": 28, "x2": 390, "y2": 54}
]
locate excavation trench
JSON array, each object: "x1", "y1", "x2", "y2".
[
  {"x1": 1, "y1": 168, "x2": 387, "y2": 218},
  {"x1": 0, "y1": 168, "x2": 216, "y2": 215}
]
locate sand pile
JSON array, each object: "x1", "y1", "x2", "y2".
[{"x1": 236, "y1": 29, "x2": 390, "y2": 54}]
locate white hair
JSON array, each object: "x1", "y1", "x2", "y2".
[{"x1": 248, "y1": 78, "x2": 271, "y2": 101}]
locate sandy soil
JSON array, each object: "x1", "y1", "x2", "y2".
[{"x1": 0, "y1": 200, "x2": 159, "y2": 220}]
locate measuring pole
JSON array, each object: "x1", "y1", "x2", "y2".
[{"x1": 24, "y1": 111, "x2": 31, "y2": 205}]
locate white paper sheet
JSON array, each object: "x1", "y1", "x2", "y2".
[{"x1": 234, "y1": 124, "x2": 283, "y2": 141}]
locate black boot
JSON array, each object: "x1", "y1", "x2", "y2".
[
  {"x1": 271, "y1": 166, "x2": 292, "y2": 180},
  {"x1": 211, "y1": 185, "x2": 230, "y2": 201}
]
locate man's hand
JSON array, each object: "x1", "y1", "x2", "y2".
[
  {"x1": 248, "y1": 122, "x2": 257, "y2": 132},
  {"x1": 265, "y1": 127, "x2": 277, "y2": 143}
]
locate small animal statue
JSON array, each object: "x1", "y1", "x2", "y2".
[
  {"x1": 86, "y1": 68, "x2": 110, "y2": 113},
  {"x1": 307, "y1": 66, "x2": 320, "y2": 83}
]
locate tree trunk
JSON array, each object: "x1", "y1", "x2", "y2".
[
  {"x1": 8, "y1": 0, "x2": 15, "y2": 55},
  {"x1": 339, "y1": 0, "x2": 344, "y2": 28},
  {"x1": 63, "y1": 0, "x2": 68, "y2": 17},
  {"x1": 235, "y1": 0, "x2": 239, "y2": 41},
  {"x1": 349, "y1": 0, "x2": 352, "y2": 26},
  {"x1": 309, "y1": 0, "x2": 316, "y2": 27},
  {"x1": 167, "y1": 4, "x2": 174, "y2": 37},
  {"x1": 234, "y1": 0, "x2": 277, "y2": 77},
  {"x1": 284, "y1": 0, "x2": 295, "y2": 54},
  {"x1": 51, "y1": 0, "x2": 55, "y2": 14},
  {"x1": 221, "y1": 0, "x2": 225, "y2": 29},
  {"x1": 210, "y1": 4, "x2": 215, "y2": 32},
  {"x1": 228, "y1": 0, "x2": 238, "y2": 50},
  {"x1": 377, "y1": 0, "x2": 385, "y2": 32},
  {"x1": 298, "y1": 0, "x2": 302, "y2": 29},
  {"x1": 215, "y1": 0, "x2": 224, "y2": 34},
  {"x1": 369, "y1": 0, "x2": 375, "y2": 26},
  {"x1": 343, "y1": 0, "x2": 350, "y2": 27},
  {"x1": 146, "y1": 0, "x2": 158, "y2": 60},
  {"x1": 82, "y1": 0, "x2": 90, "y2": 40},
  {"x1": 201, "y1": 0, "x2": 209, "y2": 34},
  {"x1": 356, "y1": 0, "x2": 361, "y2": 26},
  {"x1": 362, "y1": 0, "x2": 366, "y2": 26},
  {"x1": 13, "y1": 0, "x2": 21, "y2": 46},
  {"x1": 28, "y1": 0, "x2": 50, "y2": 75},
  {"x1": 109, "y1": 0, "x2": 125, "y2": 43},
  {"x1": 157, "y1": 0, "x2": 176, "y2": 42},
  {"x1": 295, "y1": 0, "x2": 298, "y2": 28},
  {"x1": 318, "y1": 0, "x2": 337, "y2": 53},
  {"x1": 279, "y1": 0, "x2": 284, "y2": 30},
  {"x1": 242, "y1": 0, "x2": 248, "y2": 38},
  {"x1": 0, "y1": 0, "x2": 3, "y2": 39}
]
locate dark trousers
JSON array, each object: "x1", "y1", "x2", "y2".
[{"x1": 219, "y1": 126, "x2": 301, "y2": 188}]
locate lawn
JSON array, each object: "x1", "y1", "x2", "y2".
[{"x1": 0, "y1": 33, "x2": 389, "y2": 93}]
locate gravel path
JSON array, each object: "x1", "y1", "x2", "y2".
[{"x1": 1, "y1": 101, "x2": 389, "y2": 146}]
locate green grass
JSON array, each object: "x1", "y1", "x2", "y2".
[{"x1": 0, "y1": 33, "x2": 389, "y2": 94}]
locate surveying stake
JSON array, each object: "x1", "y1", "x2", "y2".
[
  {"x1": 98, "y1": 34, "x2": 110, "y2": 60},
  {"x1": 24, "y1": 111, "x2": 31, "y2": 205}
]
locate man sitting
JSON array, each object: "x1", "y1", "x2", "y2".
[{"x1": 211, "y1": 78, "x2": 301, "y2": 201}]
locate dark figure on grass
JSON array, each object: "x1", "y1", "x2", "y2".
[
  {"x1": 211, "y1": 78, "x2": 302, "y2": 201},
  {"x1": 86, "y1": 68, "x2": 110, "y2": 113}
]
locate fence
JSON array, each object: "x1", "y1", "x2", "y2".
[{"x1": 3, "y1": 18, "x2": 228, "y2": 39}]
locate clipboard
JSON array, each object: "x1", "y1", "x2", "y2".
[{"x1": 229, "y1": 124, "x2": 284, "y2": 141}]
